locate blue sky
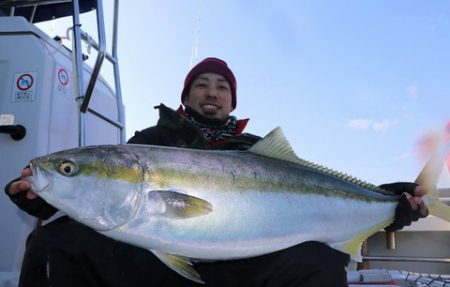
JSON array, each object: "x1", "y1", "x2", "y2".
[{"x1": 37, "y1": 1, "x2": 450, "y2": 187}]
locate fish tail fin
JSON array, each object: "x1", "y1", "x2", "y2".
[
  {"x1": 426, "y1": 197, "x2": 450, "y2": 222},
  {"x1": 415, "y1": 136, "x2": 450, "y2": 222}
]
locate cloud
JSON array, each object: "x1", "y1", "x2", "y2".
[
  {"x1": 347, "y1": 119, "x2": 372, "y2": 130},
  {"x1": 347, "y1": 118, "x2": 396, "y2": 133},
  {"x1": 372, "y1": 119, "x2": 392, "y2": 133},
  {"x1": 394, "y1": 152, "x2": 411, "y2": 162}
]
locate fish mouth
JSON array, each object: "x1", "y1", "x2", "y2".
[{"x1": 24, "y1": 161, "x2": 50, "y2": 194}]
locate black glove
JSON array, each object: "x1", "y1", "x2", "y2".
[
  {"x1": 380, "y1": 182, "x2": 428, "y2": 232},
  {"x1": 4, "y1": 177, "x2": 58, "y2": 220}
]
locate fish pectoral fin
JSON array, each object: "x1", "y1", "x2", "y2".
[
  {"x1": 151, "y1": 250, "x2": 204, "y2": 284},
  {"x1": 148, "y1": 190, "x2": 212, "y2": 218}
]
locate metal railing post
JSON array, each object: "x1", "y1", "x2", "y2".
[{"x1": 71, "y1": 0, "x2": 86, "y2": 147}]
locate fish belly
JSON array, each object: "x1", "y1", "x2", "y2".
[{"x1": 104, "y1": 189, "x2": 396, "y2": 260}]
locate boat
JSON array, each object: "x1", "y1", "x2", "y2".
[{"x1": 0, "y1": 1, "x2": 124, "y2": 285}]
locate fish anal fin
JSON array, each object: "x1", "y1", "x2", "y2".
[
  {"x1": 334, "y1": 238, "x2": 363, "y2": 262},
  {"x1": 151, "y1": 250, "x2": 204, "y2": 284},
  {"x1": 331, "y1": 220, "x2": 392, "y2": 262},
  {"x1": 148, "y1": 190, "x2": 212, "y2": 219},
  {"x1": 248, "y1": 127, "x2": 301, "y2": 164}
]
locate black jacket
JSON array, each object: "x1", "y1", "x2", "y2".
[{"x1": 128, "y1": 104, "x2": 261, "y2": 150}]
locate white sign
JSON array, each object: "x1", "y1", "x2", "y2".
[
  {"x1": 55, "y1": 66, "x2": 71, "y2": 96},
  {"x1": 0, "y1": 114, "x2": 14, "y2": 125},
  {"x1": 58, "y1": 68, "x2": 69, "y2": 86},
  {"x1": 12, "y1": 72, "x2": 37, "y2": 102}
]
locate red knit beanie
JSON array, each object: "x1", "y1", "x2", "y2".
[{"x1": 181, "y1": 57, "x2": 237, "y2": 109}]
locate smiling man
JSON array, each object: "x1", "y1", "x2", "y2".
[
  {"x1": 127, "y1": 57, "x2": 255, "y2": 149},
  {"x1": 181, "y1": 58, "x2": 236, "y2": 121},
  {"x1": 183, "y1": 73, "x2": 233, "y2": 120}
]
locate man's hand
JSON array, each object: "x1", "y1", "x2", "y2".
[
  {"x1": 5, "y1": 167, "x2": 57, "y2": 220},
  {"x1": 381, "y1": 182, "x2": 429, "y2": 232},
  {"x1": 404, "y1": 185, "x2": 428, "y2": 217},
  {"x1": 7, "y1": 167, "x2": 38, "y2": 199}
]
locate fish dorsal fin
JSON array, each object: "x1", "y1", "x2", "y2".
[
  {"x1": 248, "y1": 127, "x2": 386, "y2": 194},
  {"x1": 248, "y1": 127, "x2": 301, "y2": 164}
]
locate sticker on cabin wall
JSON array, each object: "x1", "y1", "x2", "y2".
[
  {"x1": 0, "y1": 114, "x2": 14, "y2": 126},
  {"x1": 55, "y1": 66, "x2": 71, "y2": 96},
  {"x1": 58, "y1": 68, "x2": 69, "y2": 86},
  {"x1": 12, "y1": 72, "x2": 37, "y2": 102}
]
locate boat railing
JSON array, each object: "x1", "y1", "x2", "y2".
[{"x1": 0, "y1": 0, "x2": 126, "y2": 146}]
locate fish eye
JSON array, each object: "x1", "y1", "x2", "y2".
[{"x1": 57, "y1": 161, "x2": 78, "y2": 176}]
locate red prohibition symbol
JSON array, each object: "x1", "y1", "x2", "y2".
[
  {"x1": 58, "y1": 68, "x2": 69, "y2": 86},
  {"x1": 16, "y1": 74, "x2": 33, "y2": 91}
]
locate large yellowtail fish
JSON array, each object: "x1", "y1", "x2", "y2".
[{"x1": 25, "y1": 128, "x2": 450, "y2": 283}]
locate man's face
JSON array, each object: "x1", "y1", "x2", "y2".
[{"x1": 183, "y1": 73, "x2": 233, "y2": 121}]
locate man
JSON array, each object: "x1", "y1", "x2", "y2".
[{"x1": 5, "y1": 57, "x2": 428, "y2": 287}]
